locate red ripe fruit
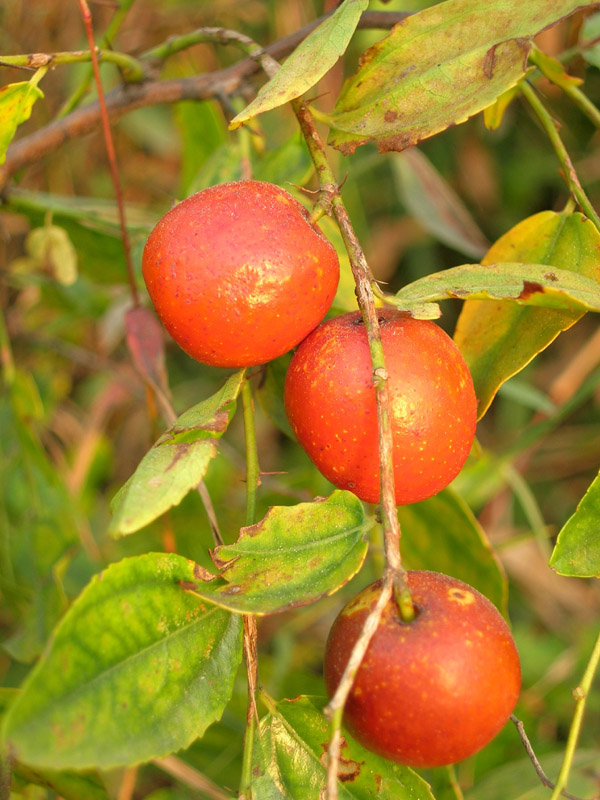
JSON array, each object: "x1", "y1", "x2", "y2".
[
  {"x1": 323, "y1": 571, "x2": 521, "y2": 767},
  {"x1": 142, "y1": 180, "x2": 340, "y2": 368},
  {"x1": 283, "y1": 309, "x2": 477, "y2": 505}
]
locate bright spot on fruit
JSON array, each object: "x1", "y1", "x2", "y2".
[{"x1": 448, "y1": 588, "x2": 475, "y2": 606}]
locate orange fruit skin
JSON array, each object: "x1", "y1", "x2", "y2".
[
  {"x1": 283, "y1": 309, "x2": 477, "y2": 505},
  {"x1": 142, "y1": 180, "x2": 340, "y2": 368},
  {"x1": 324, "y1": 572, "x2": 521, "y2": 768}
]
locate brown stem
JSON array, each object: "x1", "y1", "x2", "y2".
[
  {"x1": 0, "y1": 11, "x2": 409, "y2": 192},
  {"x1": 76, "y1": 0, "x2": 139, "y2": 306},
  {"x1": 509, "y1": 716, "x2": 589, "y2": 800}
]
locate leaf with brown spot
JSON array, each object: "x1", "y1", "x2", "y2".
[
  {"x1": 109, "y1": 372, "x2": 244, "y2": 536},
  {"x1": 322, "y1": 0, "x2": 597, "y2": 154},
  {"x1": 453, "y1": 211, "x2": 600, "y2": 417},
  {"x1": 188, "y1": 491, "x2": 371, "y2": 615},
  {"x1": 250, "y1": 696, "x2": 434, "y2": 798}
]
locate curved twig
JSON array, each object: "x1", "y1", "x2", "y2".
[{"x1": 0, "y1": 11, "x2": 409, "y2": 193}]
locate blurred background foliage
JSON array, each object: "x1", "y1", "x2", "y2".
[{"x1": 1, "y1": 0, "x2": 599, "y2": 798}]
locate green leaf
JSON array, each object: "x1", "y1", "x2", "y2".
[
  {"x1": 391, "y1": 148, "x2": 490, "y2": 259},
  {"x1": 188, "y1": 491, "x2": 371, "y2": 615},
  {"x1": 252, "y1": 696, "x2": 435, "y2": 799},
  {"x1": 391, "y1": 259, "x2": 600, "y2": 322},
  {"x1": 12, "y1": 763, "x2": 109, "y2": 800},
  {"x1": 110, "y1": 372, "x2": 244, "y2": 536},
  {"x1": 230, "y1": 0, "x2": 369, "y2": 128},
  {"x1": 174, "y1": 100, "x2": 227, "y2": 196},
  {"x1": 2, "y1": 553, "x2": 243, "y2": 770},
  {"x1": 0, "y1": 81, "x2": 44, "y2": 164},
  {"x1": 549, "y1": 470, "x2": 600, "y2": 578},
  {"x1": 454, "y1": 211, "x2": 600, "y2": 417},
  {"x1": 579, "y1": 11, "x2": 600, "y2": 71},
  {"x1": 324, "y1": 0, "x2": 596, "y2": 154},
  {"x1": 4, "y1": 189, "x2": 154, "y2": 283},
  {"x1": 256, "y1": 354, "x2": 295, "y2": 439},
  {"x1": 399, "y1": 488, "x2": 508, "y2": 615}
]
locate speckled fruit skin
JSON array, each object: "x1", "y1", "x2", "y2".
[
  {"x1": 141, "y1": 180, "x2": 340, "y2": 368},
  {"x1": 324, "y1": 571, "x2": 521, "y2": 768},
  {"x1": 283, "y1": 309, "x2": 477, "y2": 505}
]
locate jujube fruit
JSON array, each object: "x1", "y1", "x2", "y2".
[
  {"x1": 142, "y1": 180, "x2": 340, "y2": 368},
  {"x1": 283, "y1": 309, "x2": 477, "y2": 505},
  {"x1": 323, "y1": 571, "x2": 521, "y2": 767}
]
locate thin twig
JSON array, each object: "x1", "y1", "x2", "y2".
[
  {"x1": 239, "y1": 380, "x2": 260, "y2": 799},
  {"x1": 510, "y1": 715, "x2": 592, "y2": 800},
  {"x1": 0, "y1": 11, "x2": 410, "y2": 192},
  {"x1": 0, "y1": 48, "x2": 145, "y2": 80},
  {"x1": 153, "y1": 755, "x2": 234, "y2": 800},
  {"x1": 324, "y1": 574, "x2": 395, "y2": 800},
  {"x1": 520, "y1": 81, "x2": 600, "y2": 233},
  {"x1": 76, "y1": 0, "x2": 139, "y2": 306}
]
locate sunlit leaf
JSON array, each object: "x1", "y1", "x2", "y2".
[
  {"x1": 399, "y1": 488, "x2": 508, "y2": 615},
  {"x1": 2, "y1": 553, "x2": 243, "y2": 770},
  {"x1": 252, "y1": 696, "x2": 435, "y2": 799},
  {"x1": 110, "y1": 372, "x2": 244, "y2": 536},
  {"x1": 549, "y1": 470, "x2": 600, "y2": 578},
  {"x1": 324, "y1": 0, "x2": 596, "y2": 154},
  {"x1": 0, "y1": 81, "x2": 44, "y2": 164},
  {"x1": 454, "y1": 212, "x2": 600, "y2": 417},
  {"x1": 230, "y1": 0, "x2": 368, "y2": 128},
  {"x1": 187, "y1": 491, "x2": 371, "y2": 615},
  {"x1": 483, "y1": 85, "x2": 520, "y2": 130},
  {"x1": 391, "y1": 259, "x2": 600, "y2": 322}
]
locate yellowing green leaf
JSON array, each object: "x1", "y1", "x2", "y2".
[
  {"x1": 324, "y1": 0, "x2": 597, "y2": 154},
  {"x1": 253, "y1": 696, "x2": 435, "y2": 800},
  {"x1": 454, "y1": 212, "x2": 600, "y2": 417},
  {"x1": 110, "y1": 372, "x2": 244, "y2": 535},
  {"x1": 550, "y1": 470, "x2": 600, "y2": 578},
  {"x1": 230, "y1": 0, "x2": 368, "y2": 129},
  {"x1": 0, "y1": 81, "x2": 44, "y2": 165},
  {"x1": 24, "y1": 225, "x2": 78, "y2": 285},
  {"x1": 187, "y1": 491, "x2": 371, "y2": 615},
  {"x1": 2, "y1": 553, "x2": 243, "y2": 770}
]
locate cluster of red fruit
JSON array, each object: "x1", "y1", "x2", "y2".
[{"x1": 142, "y1": 180, "x2": 521, "y2": 769}]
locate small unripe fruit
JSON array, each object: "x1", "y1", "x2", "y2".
[
  {"x1": 142, "y1": 180, "x2": 340, "y2": 368},
  {"x1": 283, "y1": 309, "x2": 477, "y2": 505},
  {"x1": 324, "y1": 571, "x2": 521, "y2": 767}
]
